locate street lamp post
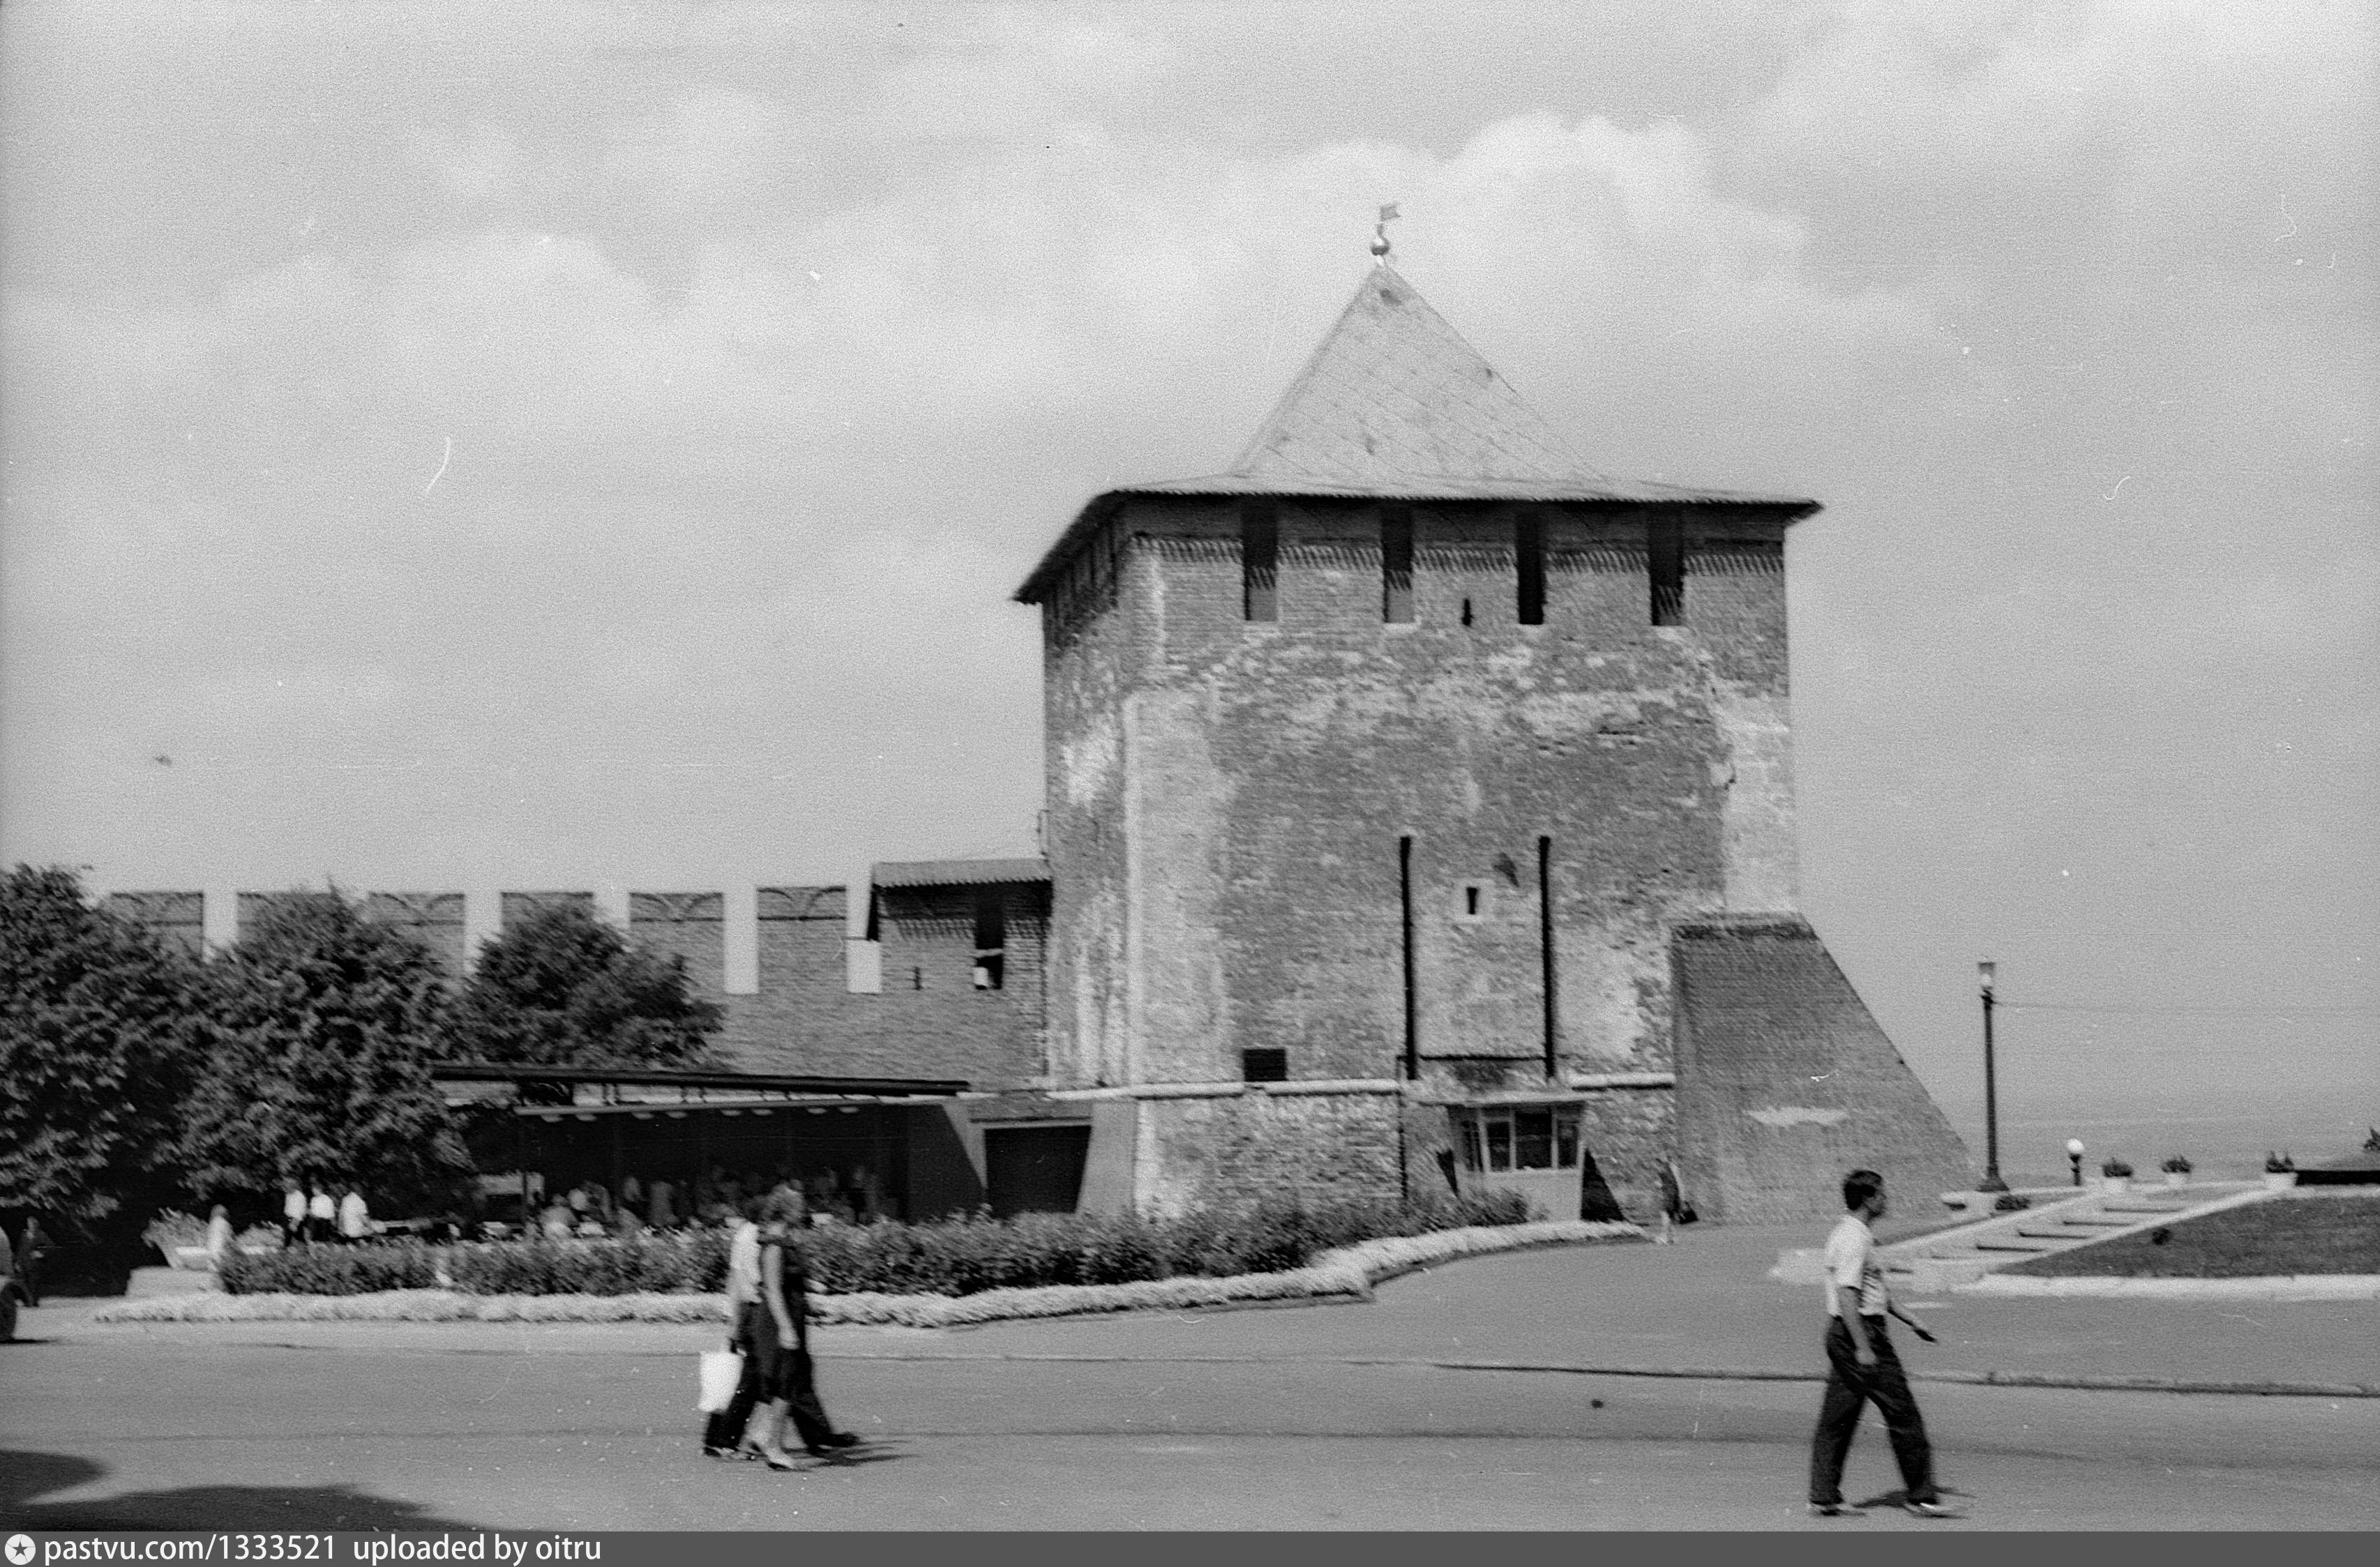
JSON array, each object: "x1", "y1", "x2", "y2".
[
  {"x1": 2067, "y1": 1137, "x2": 2086, "y2": 1188},
  {"x1": 1978, "y1": 961, "x2": 2007, "y2": 1193}
]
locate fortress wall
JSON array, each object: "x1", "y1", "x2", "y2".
[{"x1": 101, "y1": 881, "x2": 1049, "y2": 1091}]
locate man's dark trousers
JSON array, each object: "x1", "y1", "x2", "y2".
[{"x1": 1809, "y1": 1316, "x2": 1938, "y2": 1506}]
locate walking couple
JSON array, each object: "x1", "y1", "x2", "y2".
[{"x1": 702, "y1": 1186, "x2": 861, "y2": 1469}]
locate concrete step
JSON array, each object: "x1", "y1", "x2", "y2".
[{"x1": 1782, "y1": 1183, "x2": 2267, "y2": 1291}]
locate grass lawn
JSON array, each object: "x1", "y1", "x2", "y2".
[{"x1": 2010, "y1": 1191, "x2": 2380, "y2": 1278}]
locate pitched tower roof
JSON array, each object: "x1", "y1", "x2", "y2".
[
  {"x1": 1017, "y1": 262, "x2": 1815, "y2": 603},
  {"x1": 1226, "y1": 264, "x2": 1615, "y2": 491}
]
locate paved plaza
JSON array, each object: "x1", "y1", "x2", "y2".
[{"x1": 5, "y1": 1227, "x2": 2375, "y2": 1530}]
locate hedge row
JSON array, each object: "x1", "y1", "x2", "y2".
[
  {"x1": 217, "y1": 1190, "x2": 1536, "y2": 1298},
  {"x1": 101, "y1": 1220, "x2": 1643, "y2": 1324}
]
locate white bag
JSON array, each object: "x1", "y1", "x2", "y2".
[{"x1": 696, "y1": 1346, "x2": 745, "y2": 1413}]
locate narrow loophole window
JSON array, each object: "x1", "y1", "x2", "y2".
[
  {"x1": 1380, "y1": 506, "x2": 1414, "y2": 623},
  {"x1": 1516, "y1": 511, "x2": 1546, "y2": 625},
  {"x1": 1242, "y1": 501, "x2": 1279, "y2": 622},
  {"x1": 1460, "y1": 597, "x2": 1474, "y2": 628},
  {"x1": 1241, "y1": 1047, "x2": 1288, "y2": 1083},
  {"x1": 972, "y1": 886, "x2": 1006, "y2": 990},
  {"x1": 1649, "y1": 513, "x2": 1685, "y2": 626}
]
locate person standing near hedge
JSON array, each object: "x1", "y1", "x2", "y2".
[
  {"x1": 283, "y1": 1179, "x2": 308, "y2": 1247},
  {"x1": 306, "y1": 1182, "x2": 336, "y2": 1245},
  {"x1": 338, "y1": 1186, "x2": 371, "y2": 1244},
  {"x1": 15, "y1": 1217, "x2": 47, "y2": 1306}
]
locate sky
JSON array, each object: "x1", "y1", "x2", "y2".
[{"x1": 3, "y1": 1, "x2": 2374, "y2": 1169}]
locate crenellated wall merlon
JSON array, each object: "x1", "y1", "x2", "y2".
[{"x1": 105, "y1": 885, "x2": 851, "y2": 985}]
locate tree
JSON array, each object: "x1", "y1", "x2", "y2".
[
  {"x1": 438, "y1": 902, "x2": 723, "y2": 1068},
  {"x1": 179, "y1": 891, "x2": 475, "y2": 1213},
  {"x1": 0, "y1": 865, "x2": 204, "y2": 1231}
]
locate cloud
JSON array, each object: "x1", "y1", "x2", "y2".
[
  {"x1": 870, "y1": 10, "x2": 1180, "y2": 142},
  {"x1": 5, "y1": 70, "x2": 1948, "y2": 894},
  {"x1": 3, "y1": 0, "x2": 2367, "y2": 1073}
]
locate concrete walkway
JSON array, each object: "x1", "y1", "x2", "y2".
[{"x1": 33, "y1": 1220, "x2": 2378, "y2": 1395}]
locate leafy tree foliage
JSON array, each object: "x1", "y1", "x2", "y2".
[
  {"x1": 439, "y1": 902, "x2": 722, "y2": 1068},
  {"x1": 0, "y1": 865, "x2": 204, "y2": 1229},
  {"x1": 180, "y1": 891, "x2": 475, "y2": 1213}
]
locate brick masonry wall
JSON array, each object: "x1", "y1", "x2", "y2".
[
  {"x1": 1671, "y1": 916, "x2": 1971, "y2": 1222},
  {"x1": 499, "y1": 890, "x2": 596, "y2": 925},
  {"x1": 1572, "y1": 1087, "x2": 1676, "y2": 1224},
  {"x1": 361, "y1": 892, "x2": 469, "y2": 976},
  {"x1": 1038, "y1": 495, "x2": 1802, "y2": 1095},
  {"x1": 1043, "y1": 513, "x2": 1161, "y2": 1088},
  {"x1": 857, "y1": 882, "x2": 1050, "y2": 1089},
  {"x1": 1136, "y1": 1091, "x2": 1405, "y2": 1215},
  {"x1": 102, "y1": 891, "x2": 205, "y2": 955},
  {"x1": 102, "y1": 881, "x2": 1052, "y2": 1093},
  {"x1": 646, "y1": 883, "x2": 1048, "y2": 1089}
]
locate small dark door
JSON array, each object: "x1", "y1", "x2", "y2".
[{"x1": 984, "y1": 1125, "x2": 1092, "y2": 1218}]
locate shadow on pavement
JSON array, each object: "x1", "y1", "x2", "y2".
[
  {"x1": 814, "y1": 1441, "x2": 904, "y2": 1469},
  {"x1": 0, "y1": 1450, "x2": 483, "y2": 1531}
]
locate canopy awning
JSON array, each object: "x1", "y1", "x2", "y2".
[{"x1": 429, "y1": 1062, "x2": 970, "y2": 1110}]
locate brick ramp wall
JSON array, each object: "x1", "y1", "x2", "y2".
[{"x1": 1672, "y1": 918, "x2": 1971, "y2": 1223}]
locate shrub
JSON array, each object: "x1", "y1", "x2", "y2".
[
  {"x1": 211, "y1": 1191, "x2": 1546, "y2": 1299},
  {"x1": 2101, "y1": 1158, "x2": 2134, "y2": 1178},
  {"x1": 2264, "y1": 1151, "x2": 2296, "y2": 1174},
  {"x1": 140, "y1": 1209, "x2": 209, "y2": 1252},
  {"x1": 799, "y1": 1190, "x2": 1536, "y2": 1298},
  {"x1": 220, "y1": 1241, "x2": 439, "y2": 1296},
  {"x1": 93, "y1": 1220, "x2": 1642, "y2": 1324},
  {"x1": 2161, "y1": 1155, "x2": 2192, "y2": 1174},
  {"x1": 444, "y1": 1229, "x2": 728, "y2": 1296}
]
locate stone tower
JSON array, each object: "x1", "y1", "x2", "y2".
[{"x1": 1016, "y1": 262, "x2": 1970, "y2": 1222}]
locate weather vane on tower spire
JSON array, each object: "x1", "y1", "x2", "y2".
[{"x1": 1371, "y1": 202, "x2": 1399, "y2": 266}]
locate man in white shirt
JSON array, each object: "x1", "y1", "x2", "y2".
[
  {"x1": 1807, "y1": 1169, "x2": 1958, "y2": 1518},
  {"x1": 338, "y1": 1187, "x2": 370, "y2": 1243},
  {"x1": 306, "y1": 1183, "x2": 336, "y2": 1245},
  {"x1": 283, "y1": 1181, "x2": 308, "y2": 1246},
  {"x1": 701, "y1": 1198, "x2": 768, "y2": 1457}
]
